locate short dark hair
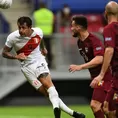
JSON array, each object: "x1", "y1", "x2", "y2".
[
  {"x1": 17, "y1": 16, "x2": 32, "y2": 27},
  {"x1": 72, "y1": 15, "x2": 88, "y2": 29},
  {"x1": 40, "y1": 2, "x2": 46, "y2": 8}
]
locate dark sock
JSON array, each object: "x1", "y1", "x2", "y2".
[
  {"x1": 94, "y1": 110, "x2": 105, "y2": 118},
  {"x1": 72, "y1": 111, "x2": 85, "y2": 118},
  {"x1": 54, "y1": 107, "x2": 61, "y2": 118},
  {"x1": 73, "y1": 111, "x2": 81, "y2": 117}
]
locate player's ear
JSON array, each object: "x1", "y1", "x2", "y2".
[
  {"x1": 77, "y1": 25, "x2": 81, "y2": 30},
  {"x1": 104, "y1": 11, "x2": 108, "y2": 20},
  {"x1": 29, "y1": 26, "x2": 32, "y2": 29}
]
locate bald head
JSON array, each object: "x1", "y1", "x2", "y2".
[{"x1": 105, "y1": 1, "x2": 118, "y2": 15}]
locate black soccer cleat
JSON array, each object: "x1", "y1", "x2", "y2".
[
  {"x1": 72, "y1": 111, "x2": 85, "y2": 118},
  {"x1": 54, "y1": 107, "x2": 61, "y2": 118}
]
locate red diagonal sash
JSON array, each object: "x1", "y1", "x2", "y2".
[{"x1": 17, "y1": 35, "x2": 41, "y2": 56}]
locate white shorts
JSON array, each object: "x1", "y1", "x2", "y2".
[{"x1": 21, "y1": 60, "x2": 50, "y2": 90}]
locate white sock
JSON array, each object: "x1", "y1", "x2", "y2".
[
  {"x1": 47, "y1": 86, "x2": 59, "y2": 109},
  {"x1": 59, "y1": 98, "x2": 73, "y2": 116}
]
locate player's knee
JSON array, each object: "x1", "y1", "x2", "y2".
[
  {"x1": 38, "y1": 73, "x2": 49, "y2": 79},
  {"x1": 90, "y1": 100, "x2": 101, "y2": 112},
  {"x1": 38, "y1": 73, "x2": 53, "y2": 89},
  {"x1": 103, "y1": 101, "x2": 109, "y2": 115},
  {"x1": 38, "y1": 85, "x2": 48, "y2": 97},
  {"x1": 103, "y1": 107, "x2": 109, "y2": 115}
]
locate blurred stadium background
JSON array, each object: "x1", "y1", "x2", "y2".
[{"x1": 0, "y1": 0, "x2": 118, "y2": 118}]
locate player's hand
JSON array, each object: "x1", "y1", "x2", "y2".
[
  {"x1": 90, "y1": 74, "x2": 103, "y2": 88},
  {"x1": 41, "y1": 48, "x2": 48, "y2": 56},
  {"x1": 69, "y1": 64, "x2": 82, "y2": 73},
  {"x1": 15, "y1": 53, "x2": 27, "y2": 61}
]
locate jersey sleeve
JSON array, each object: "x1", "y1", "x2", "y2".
[
  {"x1": 35, "y1": 27, "x2": 43, "y2": 39},
  {"x1": 103, "y1": 26, "x2": 115, "y2": 48},
  {"x1": 39, "y1": 28, "x2": 43, "y2": 39},
  {"x1": 5, "y1": 34, "x2": 14, "y2": 48},
  {"x1": 92, "y1": 38, "x2": 104, "y2": 56}
]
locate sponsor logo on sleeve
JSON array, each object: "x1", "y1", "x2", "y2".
[
  {"x1": 85, "y1": 47, "x2": 88, "y2": 53},
  {"x1": 96, "y1": 47, "x2": 102, "y2": 51},
  {"x1": 105, "y1": 37, "x2": 112, "y2": 41}
]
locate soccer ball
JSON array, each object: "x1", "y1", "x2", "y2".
[{"x1": 0, "y1": 0, "x2": 12, "y2": 9}]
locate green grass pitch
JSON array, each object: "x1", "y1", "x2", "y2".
[{"x1": 0, "y1": 105, "x2": 94, "y2": 118}]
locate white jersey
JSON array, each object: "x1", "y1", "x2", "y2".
[
  {"x1": 5, "y1": 27, "x2": 46, "y2": 66},
  {"x1": 5, "y1": 27, "x2": 50, "y2": 89}
]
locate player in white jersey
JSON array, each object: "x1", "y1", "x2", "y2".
[{"x1": 2, "y1": 16, "x2": 85, "y2": 118}]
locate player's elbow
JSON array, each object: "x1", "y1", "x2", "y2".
[
  {"x1": 105, "y1": 47, "x2": 114, "y2": 56},
  {"x1": 95, "y1": 56, "x2": 103, "y2": 65},
  {"x1": 2, "y1": 51, "x2": 7, "y2": 58},
  {"x1": 2, "y1": 51, "x2": 6, "y2": 58},
  {"x1": 41, "y1": 48, "x2": 48, "y2": 56}
]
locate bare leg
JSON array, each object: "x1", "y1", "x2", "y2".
[
  {"x1": 103, "y1": 101, "x2": 116, "y2": 118},
  {"x1": 90, "y1": 100, "x2": 105, "y2": 118},
  {"x1": 38, "y1": 80, "x2": 85, "y2": 118}
]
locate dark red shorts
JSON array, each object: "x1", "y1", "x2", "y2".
[
  {"x1": 92, "y1": 80, "x2": 112, "y2": 103},
  {"x1": 91, "y1": 70, "x2": 112, "y2": 103},
  {"x1": 103, "y1": 71, "x2": 113, "y2": 92},
  {"x1": 92, "y1": 88, "x2": 107, "y2": 103},
  {"x1": 105, "y1": 87, "x2": 118, "y2": 111}
]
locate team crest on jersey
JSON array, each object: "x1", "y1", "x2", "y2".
[
  {"x1": 79, "y1": 48, "x2": 82, "y2": 51},
  {"x1": 34, "y1": 38, "x2": 39, "y2": 44},
  {"x1": 85, "y1": 47, "x2": 88, "y2": 53},
  {"x1": 105, "y1": 37, "x2": 112, "y2": 41},
  {"x1": 113, "y1": 93, "x2": 118, "y2": 102}
]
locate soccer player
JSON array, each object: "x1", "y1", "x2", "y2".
[
  {"x1": 2, "y1": 16, "x2": 85, "y2": 118},
  {"x1": 91, "y1": 1, "x2": 118, "y2": 118},
  {"x1": 69, "y1": 15, "x2": 112, "y2": 118}
]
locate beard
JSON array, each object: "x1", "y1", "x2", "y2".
[{"x1": 73, "y1": 32, "x2": 78, "y2": 37}]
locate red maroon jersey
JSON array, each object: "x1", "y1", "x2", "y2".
[
  {"x1": 103, "y1": 22, "x2": 118, "y2": 74},
  {"x1": 77, "y1": 33, "x2": 104, "y2": 78}
]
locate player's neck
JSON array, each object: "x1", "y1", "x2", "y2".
[
  {"x1": 79, "y1": 31, "x2": 89, "y2": 41},
  {"x1": 108, "y1": 17, "x2": 117, "y2": 24},
  {"x1": 27, "y1": 29, "x2": 33, "y2": 37}
]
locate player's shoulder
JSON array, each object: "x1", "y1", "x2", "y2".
[
  {"x1": 104, "y1": 22, "x2": 117, "y2": 30},
  {"x1": 32, "y1": 27, "x2": 43, "y2": 34},
  {"x1": 104, "y1": 24, "x2": 111, "y2": 30},
  {"x1": 7, "y1": 30, "x2": 19, "y2": 39},
  {"x1": 32, "y1": 27, "x2": 43, "y2": 38},
  {"x1": 89, "y1": 33, "x2": 102, "y2": 45},
  {"x1": 89, "y1": 33, "x2": 100, "y2": 41}
]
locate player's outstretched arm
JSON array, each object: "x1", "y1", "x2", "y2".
[
  {"x1": 80, "y1": 56, "x2": 103, "y2": 69},
  {"x1": 69, "y1": 56, "x2": 103, "y2": 73}
]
